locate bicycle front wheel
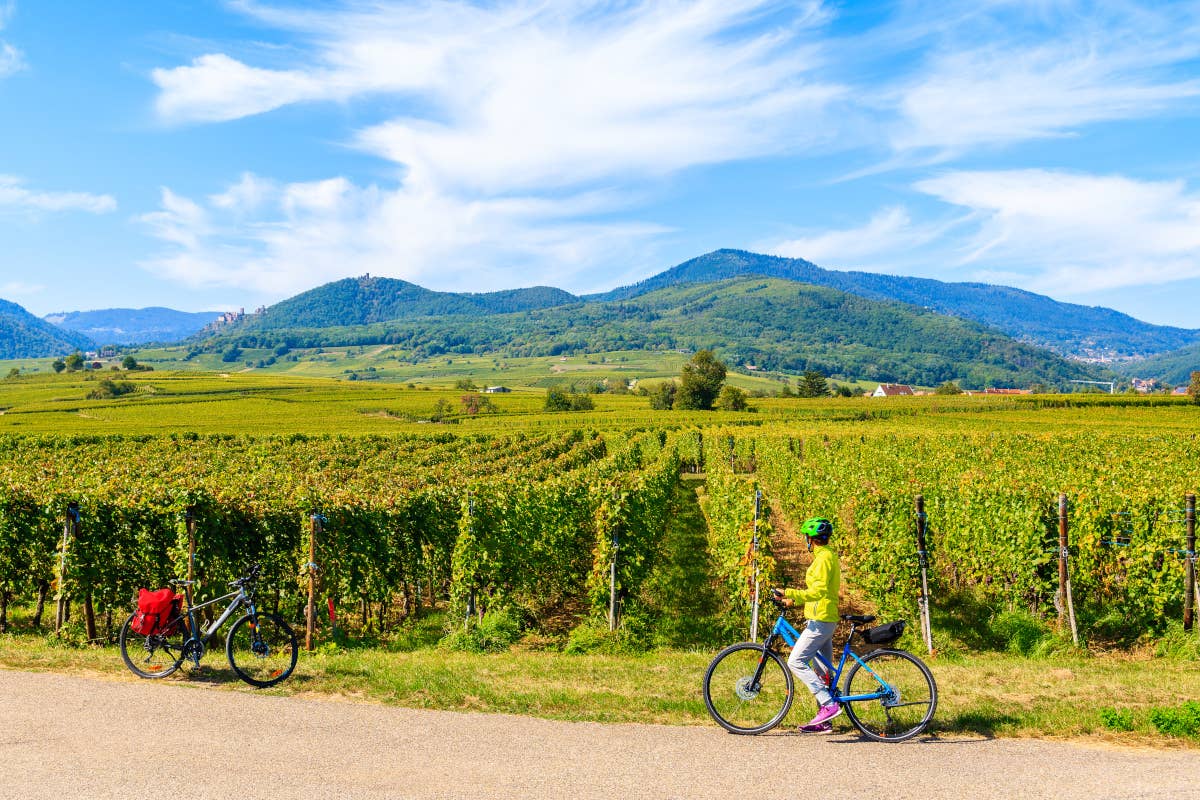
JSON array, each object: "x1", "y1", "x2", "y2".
[
  {"x1": 119, "y1": 614, "x2": 186, "y2": 679},
  {"x1": 226, "y1": 613, "x2": 298, "y2": 688},
  {"x1": 842, "y1": 648, "x2": 937, "y2": 742},
  {"x1": 703, "y1": 643, "x2": 794, "y2": 734}
]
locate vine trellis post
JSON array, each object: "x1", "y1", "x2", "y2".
[
  {"x1": 915, "y1": 495, "x2": 933, "y2": 655},
  {"x1": 749, "y1": 488, "x2": 762, "y2": 642},
  {"x1": 55, "y1": 503, "x2": 79, "y2": 634},
  {"x1": 1186, "y1": 493, "x2": 1196, "y2": 633},
  {"x1": 1058, "y1": 493, "x2": 1079, "y2": 647},
  {"x1": 306, "y1": 514, "x2": 323, "y2": 652}
]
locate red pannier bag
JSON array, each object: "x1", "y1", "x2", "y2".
[{"x1": 130, "y1": 588, "x2": 180, "y2": 636}]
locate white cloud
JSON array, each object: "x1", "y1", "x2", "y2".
[
  {"x1": 0, "y1": 2, "x2": 24, "y2": 78},
  {"x1": 0, "y1": 41, "x2": 22, "y2": 77},
  {"x1": 0, "y1": 175, "x2": 116, "y2": 214},
  {"x1": 915, "y1": 169, "x2": 1200, "y2": 293},
  {"x1": 766, "y1": 207, "x2": 958, "y2": 269},
  {"x1": 144, "y1": 1, "x2": 843, "y2": 294},
  {"x1": 1, "y1": 280, "x2": 44, "y2": 298},
  {"x1": 884, "y1": 2, "x2": 1200, "y2": 157},
  {"x1": 139, "y1": 175, "x2": 668, "y2": 296}
]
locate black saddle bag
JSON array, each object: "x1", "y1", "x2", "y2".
[{"x1": 860, "y1": 619, "x2": 906, "y2": 646}]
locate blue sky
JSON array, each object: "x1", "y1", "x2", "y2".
[{"x1": 2, "y1": 1, "x2": 1200, "y2": 327}]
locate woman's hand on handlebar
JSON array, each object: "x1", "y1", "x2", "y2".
[{"x1": 770, "y1": 587, "x2": 794, "y2": 608}]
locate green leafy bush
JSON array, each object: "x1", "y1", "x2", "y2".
[
  {"x1": 1149, "y1": 701, "x2": 1200, "y2": 738},
  {"x1": 439, "y1": 607, "x2": 524, "y2": 653},
  {"x1": 1099, "y1": 707, "x2": 1134, "y2": 732}
]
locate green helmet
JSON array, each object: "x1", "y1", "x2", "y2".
[{"x1": 800, "y1": 517, "x2": 833, "y2": 539}]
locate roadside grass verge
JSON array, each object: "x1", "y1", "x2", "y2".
[{"x1": 2, "y1": 629, "x2": 1198, "y2": 747}]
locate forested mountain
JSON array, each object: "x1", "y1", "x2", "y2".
[
  {"x1": 1128, "y1": 343, "x2": 1200, "y2": 385},
  {"x1": 222, "y1": 251, "x2": 1196, "y2": 362},
  {"x1": 205, "y1": 278, "x2": 1103, "y2": 388},
  {"x1": 45, "y1": 307, "x2": 222, "y2": 345},
  {"x1": 244, "y1": 275, "x2": 579, "y2": 330},
  {"x1": 0, "y1": 299, "x2": 95, "y2": 359},
  {"x1": 589, "y1": 250, "x2": 1200, "y2": 359}
]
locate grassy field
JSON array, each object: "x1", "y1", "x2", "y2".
[
  {"x1": 2, "y1": 621, "x2": 1198, "y2": 747},
  {"x1": 1, "y1": 368, "x2": 1195, "y2": 436},
  {"x1": 5, "y1": 346, "x2": 838, "y2": 394}
]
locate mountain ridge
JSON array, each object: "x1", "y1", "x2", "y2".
[
  {"x1": 0, "y1": 299, "x2": 95, "y2": 359},
  {"x1": 46, "y1": 306, "x2": 224, "y2": 346},
  {"x1": 588, "y1": 249, "x2": 1200, "y2": 359},
  {"x1": 204, "y1": 276, "x2": 1105, "y2": 389}
]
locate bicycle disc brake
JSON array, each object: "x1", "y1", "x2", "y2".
[
  {"x1": 734, "y1": 676, "x2": 760, "y2": 701},
  {"x1": 881, "y1": 686, "x2": 901, "y2": 708}
]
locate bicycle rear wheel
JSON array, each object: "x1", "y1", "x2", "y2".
[
  {"x1": 119, "y1": 614, "x2": 186, "y2": 679},
  {"x1": 226, "y1": 612, "x2": 298, "y2": 688},
  {"x1": 703, "y1": 643, "x2": 794, "y2": 734},
  {"x1": 842, "y1": 648, "x2": 937, "y2": 742}
]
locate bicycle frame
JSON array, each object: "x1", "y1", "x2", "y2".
[
  {"x1": 178, "y1": 585, "x2": 256, "y2": 646},
  {"x1": 758, "y1": 614, "x2": 891, "y2": 703}
]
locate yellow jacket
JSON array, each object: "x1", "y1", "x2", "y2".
[{"x1": 784, "y1": 546, "x2": 840, "y2": 623}]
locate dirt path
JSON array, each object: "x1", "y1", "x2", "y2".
[{"x1": 2, "y1": 669, "x2": 1196, "y2": 800}]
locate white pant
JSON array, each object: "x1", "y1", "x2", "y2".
[{"x1": 787, "y1": 619, "x2": 836, "y2": 707}]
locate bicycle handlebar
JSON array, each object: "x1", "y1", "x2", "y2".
[{"x1": 227, "y1": 563, "x2": 261, "y2": 589}]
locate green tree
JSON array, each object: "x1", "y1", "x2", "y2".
[
  {"x1": 1189, "y1": 371, "x2": 1200, "y2": 405},
  {"x1": 454, "y1": 378, "x2": 478, "y2": 391},
  {"x1": 63, "y1": 353, "x2": 84, "y2": 372},
  {"x1": 460, "y1": 394, "x2": 496, "y2": 415},
  {"x1": 51, "y1": 359, "x2": 66, "y2": 373},
  {"x1": 649, "y1": 382, "x2": 676, "y2": 410},
  {"x1": 121, "y1": 355, "x2": 139, "y2": 370},
  {"x1": 934, "y1": 381, "x2": 963, "y2": 395},
  {"x1": 675, "y1": 350, "x2": 726, "y2": 410},
  {"x1": 544, "y1": 387, "x2": 594, "y2": 412},
  {"x1": 715, "y1": 385, "x2": 748, "y2": 411},
  {"x1": 797, "y1": 369, "x2": 829, "y2": 398}
]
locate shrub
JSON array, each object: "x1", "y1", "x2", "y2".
[
  {"x1": 563, "y1": 619, "x2": 640, "y2": 655},
  {"x1": 86, "y1": 379, "x2": 137, "y2": 400},
  {"x1": 439, "y1": 608, "x2": 524, "y2": 653},
  {"x1": 1149, "y1": 701, "x2": 1200, "y2": 738},
  {"x1": 1099, "y1": 707, "x2": 1135, "y2": 732}
]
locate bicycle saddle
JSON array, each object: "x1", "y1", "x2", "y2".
[{"x1": 841, "y1": 614, "x2": 876, "y2": 623}]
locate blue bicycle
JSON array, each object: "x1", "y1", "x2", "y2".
[{"x1": 703, "y1": 598, "x2": 937, "y2": 741}]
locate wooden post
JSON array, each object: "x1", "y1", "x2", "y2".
[
  {"x1": 306, "y1": 514, "x2": 321, "y2": 652},
  {"x1": 608, "y1": 530, "x2": 619, "y2": 632},
  {"x1": 185, "y1": 507, "x2": 197, "y2": 584},
  {"x1": 1058, "y1": 494, "x2": 1079, "y2": 646},
  {"x1": 750, "y1": 488, "x2": 761, "y2": 642},
  {"x1": 915, "y1": 495, "x2": 933, "y2": 655},
  {"x1": 55, "y1": 503, "x2": 78, "y2": 634},
  {"x1": 1186, "y1": 493, "x2": 1196, "y2": 632}
]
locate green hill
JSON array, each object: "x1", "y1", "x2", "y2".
[
  {"x1": 0, "y1": 299, "x2": 95, "y2": 359},
  {"x1": 204, "y1": 278, "x2": 1103, "y2": 389},
  {"x1": 1126, "y1": 344, "x2": 1200, "y2": 385},
  {"x1": 590, "y1": 250, "x2": 1200, "y2": 359},
  {"x1": 246, "y1": 275, "x2": 578, "y2": 329}
]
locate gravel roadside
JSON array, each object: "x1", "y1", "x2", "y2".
[{"x1": 1, "y1": 669, "x2": 1196, "y2": 800}]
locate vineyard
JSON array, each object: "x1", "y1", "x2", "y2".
[{"x1": 0, "y1": 376, "x2": 1198, "y2": 652}]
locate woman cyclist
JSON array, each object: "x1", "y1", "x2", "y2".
[{"x1": 772, "y1": 517, "x2": 841, "y2": 733}]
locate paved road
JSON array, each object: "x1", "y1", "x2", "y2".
[{"x1": 2, "y1": 669, "x2": 1197, "y2": 799}]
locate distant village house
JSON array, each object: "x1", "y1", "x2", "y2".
[
  {"x1": 872, "y1": 383, "x2": 914, "y2": 397},
  {"x1": 484, "y1": 386, "x2": 511, "y2": 393}
]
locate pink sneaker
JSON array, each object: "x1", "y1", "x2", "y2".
[
  {"x1": 804, "y1": 702, "x2": 842, "y2": 727},
  {"x1": 797, "y1": 721, "x2": 832, "y2": 733}
]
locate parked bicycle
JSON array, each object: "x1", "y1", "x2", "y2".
[
  {"x1": 119, "y1": 564, "x2": 298, "y2": 688},
  {"x1": 703, "y1": 596, "x2": 936, "y2": 742}
]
